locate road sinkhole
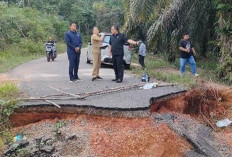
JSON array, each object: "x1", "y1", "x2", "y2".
[{"x1": 2, "y1": 86, "x2": 232, "y2": 157}]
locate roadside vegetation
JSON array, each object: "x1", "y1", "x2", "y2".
[
  {"x1": 131, "y1": 52, "x2": 227, "y2": 88},
  {"x1": 0, "y1": 1, "x2": 123, "y2": 152},
  {"x1": 0, "y1": 42, "x2": 66, "y2": 73},
  {"x1": 0, "y1": 3, "x2": 67, "y2": 73},
  {"x1": 124, "y1": 0, "x2": 232, "y2": 85},
  {"x1": 0, "y1": 83, "x2": 20, "y2": 152},
  {"x1": 0, "y1": 0, "x2": 124, "y2": 73},
  {"x1": 0, "y1": 0, "x2": 231, "y2": 87},
  {"x1": 131, "y1": 54, "x2": 197, "y2": 88}
]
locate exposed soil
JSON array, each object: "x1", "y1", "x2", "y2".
[
  {"x1": 151, "y1": 86, "x2": 232, "y2": 120},
  {"x1": 2, "y1": 86, "x2": 232, "y2": 156},
  {"x1": 9, "y1": 114, "x2": 191, "y2": 157},
  {"x1": 88, "y1": 116, "x2": 190, "y2": 157},
  {"x1": 150, "y1": 86, "x2": 232, "y2": 156},
  {"x1": 0, "y1": 73, "x2": 18, "y2": 84}
]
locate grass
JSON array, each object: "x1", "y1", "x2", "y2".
[
  {"x1": 0, "y1": 42, "x2": 66, "y2": 73},
  {"x1": 0, "y1": 83, "x2": 20, "y2": 152},
  {"x1": 0, "y1": 41, "x2": 66, "y2": 150},
  {"x1": 131, "y1": 53, "x2": 226, "y2": 88},
  {"x1": 0, "y1": 83, "x2": 19, "y2": 98}
]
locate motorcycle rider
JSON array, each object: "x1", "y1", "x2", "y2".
[{"x1": 47, "y1": 36, "x2": 56, "y2": 56}]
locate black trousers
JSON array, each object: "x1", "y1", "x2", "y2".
[
  {"x1": 139, "y1": 55, "x2": 145, "y2": 68},
  {"x1": 112, "y1": 55, "x2": 124, "y2": 80},
  {"x1": 68, "y1": 54, "x2": 80, "y2": 80}
]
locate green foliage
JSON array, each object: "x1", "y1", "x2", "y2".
[
  {"x1": 0, "y1": 83, "x2": 19, "y2": 98},
  {"x1": 14, "y1": 0, "x2": 124, "y2": 35},
  {"x1": 55, "y1": 120, "x2": 66, "y2": 130},
  {"x1": 58, "y1": 0, "x2": 96, "y2": 35},
  {"x1": 2, "y1": 130, "x2": 13, "y2": 143},
  {"x1": 124, "y1": 0, "x2": 232, "y2": 83},
  {"x1": 0, "y1": 40, "x2": 44, "y2": 73},
  {"x1": 53, "y1": 120, "x2": 66, "y2": 140},
  {"x1": 131, "y1": 54, "x2": 197, "y2": 88},
  {"x1": 215, "y1": 0, "x2": 232, "y2": 82},
  {"x1": 0, "y1": 83, "x2": 19, "y2": 145},
  {"x1": 0, "y1": 3, "x2": 68, "y2": 73},
  {"x1": 93, "y1": 0, "x2": 124, "y2": 32},
  {"x1": 129, "y1": 0, "x2": 157, "y2": 23},
  {"x1": 0, "y1": 3, "x2": 67, "y2": 47},
  {"x1": 124, "y1": 0, "x2": 215, "y2": 56},
  {"x1": 0, "y1": 83, "x2": 19, "y2": 117}
]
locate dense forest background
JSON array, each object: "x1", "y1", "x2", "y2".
[
  {"x1": 0, "y1": 0, "x2": 124, "y2": 72},
  {"x1": 123, "y1": 0, "x2": 232, "y2": 83},
  {"x1": 0, "y1": 0, "x2": 231, "y2": 82}
]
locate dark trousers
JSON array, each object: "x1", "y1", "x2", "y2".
[
  {"x1": 139, "y1": 55, "x2": 145, "y2": 68},
  {"x1": 68, "y1": 54, "x2": 80, "y2": 80},
  {"x1": 112, "y1": 55, "x2": 124, "y2": 80}
]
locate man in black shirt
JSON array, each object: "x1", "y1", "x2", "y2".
[
  {"x1": 179, "y1": 32, "x2": 199, "y2": 77},
  {"x1": 108, "y1": 25, "x2": 138, "y2": 83}
]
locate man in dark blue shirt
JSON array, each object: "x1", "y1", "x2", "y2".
[
  {"x1": 65, "y1": 22, "x2": 82, "y2": 82},
  {"x1": 108, "y1": 25, "x2": 138, "y2": 83}
]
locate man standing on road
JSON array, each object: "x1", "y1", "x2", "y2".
[
  {"x1": 179, "y1": 32, "x2": 199, "y2": 77},
  {"x1": 137, "y1": 40, "x2": 146, "y2": 70},
  {"x1": 91, "y1": 27, "x2": 105, "y2": 81},
  {"x1": 65, "y1": 22, "x2": 82, "y2": 82},
  {"x1": 108, "y1": 25, "x2": 138, "y2": 83}
]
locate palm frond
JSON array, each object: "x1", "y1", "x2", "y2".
[
  {"x1": 147, "y1": 0, "x2": 186, "y2": 42},
  {"x1": 129, "y1": 0, "x2": 157, "y2": 23}
]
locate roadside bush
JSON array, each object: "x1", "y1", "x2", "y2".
[
  {"x1": 0, "y1": 83, "x2": 19, "y2": 146},
  {"x1": 0, "y1": 3, "x2": 67, "y2": 49},
  {"x1": 18, "y1": 40, "x2": 44, "y2": 55}
]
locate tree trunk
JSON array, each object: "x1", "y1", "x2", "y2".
[{"x1": 218, "y1": 0, "x2": 232, "y2": 82}]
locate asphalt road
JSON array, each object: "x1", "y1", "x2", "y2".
[{"x1": 7, "y1": 48, "x2": 184, "y2": 109}]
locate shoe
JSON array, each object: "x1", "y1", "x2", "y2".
[
  {"x1": 70, "y1": 79, "x2": 78, "y2": 82},
  {"x1": 112, "y1": 79, "x2": 117, "y2": 81},
  {"x1": 96, "y1": 76, "x2": 103, "y2": 79},
  {"x1": 116, "y1": 79, "x2": 122, "y2": 83},
  {"x1": 92, "y1": 78, "x2": 97, "y2": 81},
  {"x1": 74, "y1": 78, "x2": 81, "y2": 82},
  {"x1": 194, "y1": 73, "x2": 199, "y2": 77}
]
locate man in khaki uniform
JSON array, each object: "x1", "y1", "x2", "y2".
[{"x1": 91, "y1": 27, "x2": 105, "y2": 81}]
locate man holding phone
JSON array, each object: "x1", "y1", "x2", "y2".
[
  {"x1": 91, "y1": 27, "x2": 105, "y2": 81},
  {"x1": 179, "y1": 32, "x2": 199, "y2": 77}
]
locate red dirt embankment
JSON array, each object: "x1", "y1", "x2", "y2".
[
  {"x1": 151, "y1": 86, "x2": 232, "y2": 120},
  {"x1": 151, "y1": 86, "x2": 232, "y2": 151},
  {"x1": 5, "y1": 86, "x2": 232, "y2": 156}
]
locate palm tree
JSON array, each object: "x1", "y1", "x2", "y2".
[
  {"x1": 123, "y1": 0, "x2": 232, "y2": 82},
  {"x1": 217, "y1": 0, "x2": 232, "y2": 81},
  {"x1": 129, "y1": 0, "x2": 157, "y2": 23},
  {"x1": 123, "y1": 0, "x2": 214, "y2": 55}
]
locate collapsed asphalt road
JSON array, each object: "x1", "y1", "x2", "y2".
[
  {"x1": 2, "y1": 49, "x2": 232, "y2": 157},
  {"x1": 7, "y1": 48, "x2": 184, "y2": 109}
]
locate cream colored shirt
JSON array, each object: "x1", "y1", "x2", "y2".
[{"x1": 91, "y1": 34, "x2": 102, "y2": 53}]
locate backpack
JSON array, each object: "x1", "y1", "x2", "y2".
[{"x1": 141, "y1": 73, "x2": 150, "y2": 82}]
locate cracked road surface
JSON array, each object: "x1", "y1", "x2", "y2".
[{"x1": 7, "y1": 48, "x2": 184, "y2": 109}]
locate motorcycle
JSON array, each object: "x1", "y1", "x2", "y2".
[{"x1": 45, "y1": 43, "x2": 57, "y2": 62}]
